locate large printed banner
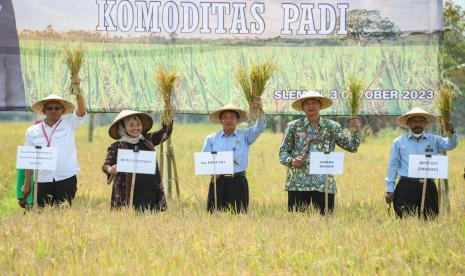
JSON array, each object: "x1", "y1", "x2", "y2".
[{"x1": 0, "y1": 0, "x2": 443, "y2": 114}]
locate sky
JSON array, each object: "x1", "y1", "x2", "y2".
[
  {"x1": 8, "y1": 0, "x2": 445, "y2": 38},
  {"x1": 456, "y1": 0, "x2": 465, "y2": 7}
]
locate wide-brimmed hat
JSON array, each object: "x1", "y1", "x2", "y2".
[
  {"x1": 396, "y1": 107, "x2": 438, "y2": 128},
  {"x1": 108, "y1": 110, "x2": 153, "y2": 140},
  {"x1": 291, "y1": 91, "x2": 332, "y2": 111},
  {"x1": 31, "y1": 94, "x2": 75, "y2": 115},
  {"x1": 209, "y1": 103, "x2": 248, "y2": 124}
]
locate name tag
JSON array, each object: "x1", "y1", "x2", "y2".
[
  {"x1": 16, "y1": 146, "x2": 58, "y2": 171},
  {"x1": 194, "y1": 151, "x2": 234, "y2": 175},
  {"x1": 309, "y1": 152, "x2": 344, "y2": 175},
  {"x1": 408, "y1": 155, "x2": 448, "y2": 179},
  {"x1": 117, "y1": 149, "x2": 157, "y2": 175}
]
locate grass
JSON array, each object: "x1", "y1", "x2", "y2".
[{"x1": 0, "y1": 122, "x2": 464, "y2": 274}]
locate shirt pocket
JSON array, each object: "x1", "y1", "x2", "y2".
[
  {"x1": 52, "y1": 128, "x2": 67, "y2": 138},
  {"x1": 32, "y1": 136, "x2": 47, "y2": 147},
  {"x1": 45, "y1": 128, "x2": 68, "y2": 147},
  {"x1": 232, "y1": 138, "x2": 245, "y2": 167}
]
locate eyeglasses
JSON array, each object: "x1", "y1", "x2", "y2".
[{"x1": 44, "y1": 106, "x2": 64, "y2": 111}]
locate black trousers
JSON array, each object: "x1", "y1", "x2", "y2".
[
  {"x1": 207, "y1": 174, "x2": 249, "y2": 213},
  {"x1": 288, "y1": 191, "x2": 334, "y2": 215},
  {"x1": 37, "y1": 175, "x2": 77, "y2": 207},
  {"x1": 393, "y1": 177, "x2": 439, "y2": 219}
]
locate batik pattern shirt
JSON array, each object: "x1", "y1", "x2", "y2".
[{"x1": 279, "y1": 117, "x2": 360, "y2": 193}]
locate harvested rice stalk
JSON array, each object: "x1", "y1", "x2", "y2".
[
  {"x1": 436, "y1": 84, "x2": 453, "y2": 136},
  {"x1": 64, "y1": 46, "x2": 85, "y2": 96},
  {"x1": 236, "y1": 67, "x2": 252, "y2": 102},
  {"x1": 435, "y1": 85, "x2": 454, "y2": 215},
  {"x1": 155, "y1": 68, "x2": 178, "y2": 125},
  {"x1": 346, "y1": 75, "x2": 365, "y2": 117},
  {"x1": 236, "y1": 60, "x2": 276, "y2": 123},
  {"x1": 346, "y1": 75, "x2": 365, "y2": 132}
]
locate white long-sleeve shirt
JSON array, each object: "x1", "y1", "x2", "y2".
[{"x1": 25, "y1": 111, "x2": 86, "y2": 182}]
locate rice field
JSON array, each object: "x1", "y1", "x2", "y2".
[
  {"x1": 0, "y1": 121, "x2": 464, "y2": 274},
  {"x1": 19, "y1": 39, "x2": 439, "y2": 115}
]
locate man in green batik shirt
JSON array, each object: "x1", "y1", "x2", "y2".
[{"x1": 279, "y1": 91, "x2": 361, "y2": 215}]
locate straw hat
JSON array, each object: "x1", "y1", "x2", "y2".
[
  {"x1": 396, "y1": 107, "x2": 437, "y2": 128},
  {"x1": 31, "y1": 94, "x2": 75, "y2": 115},
  {"x1": 108, "y1": 110, "x2": 153, "y2": 140},
  {"x1": 291, "y1": 91, "x2": 332, "y2": 111},
  {"x1": 209, "y1": 103, "x2": 248, "y2": 124}
]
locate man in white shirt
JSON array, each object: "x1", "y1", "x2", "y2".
[{"x1": 22, "y1": 92, "x2": 86, "y2": 207}]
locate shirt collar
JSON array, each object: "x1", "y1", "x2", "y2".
[
  {"x1": 303, "y1": 116, "x2": 322, "y2": 129},
  {"x1": 221, "y1": 129, "x2": 238, "y2": 137},
  {"x1": 43, "y1": 118, "x2": 62, "y2": 128}
]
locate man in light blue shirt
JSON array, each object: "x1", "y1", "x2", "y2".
[
  {"x1": 202, "y1": 102, "x2": 267, "y2": 213},
  {"x1": 385, "y1": 107, "x2": 458, "y2": 219}
]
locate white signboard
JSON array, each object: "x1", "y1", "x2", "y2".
[
  {"x1": 194, "y1": 151, "x2": 234, "y2": 175},
  {"x1": 117, "y1": 149, "x2": 156, "y2": 175},
  {"x1": 408, "y1": 155, "x2": 448, "y2": 179},
  {"x1": 16, "y1": 146, "x2": 58, "y2": 171},
  {"x1": 309, "y1": 152, "x2": 344, "y2": 175}
]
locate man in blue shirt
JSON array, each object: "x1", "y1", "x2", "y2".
[
  {"x1": 202, "y1": 102, "x2": 267, "y2": 213},
  {"x1": 385, "y1": 107, "x2": 458, "y2": 219}
]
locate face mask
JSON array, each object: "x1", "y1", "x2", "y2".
[{"x1": 409, "y1": 130, "x2": 424, "y2": 138}]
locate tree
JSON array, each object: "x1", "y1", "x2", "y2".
[
  {"x1": 345, "y1": 9, "x2": 401, "y2": 41},
  {"x1": 169, "y1": 32, "x2": 177, "y2": 43},
  {"x1": 443, "y1": 0, "x2": 465, "y2": 131}
]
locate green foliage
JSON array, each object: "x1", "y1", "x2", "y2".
[
  {"x1": 443, "y1": 1, "x2": 465, "y2": 129},
  {"x1": 444, "y1": 1, "x2": 465, "y2": 68}
]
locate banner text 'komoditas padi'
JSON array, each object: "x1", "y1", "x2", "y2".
[{"x1": 2, "y1": 0, "x2": 443, "y2": 115}]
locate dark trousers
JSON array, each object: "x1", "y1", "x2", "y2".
[
  {"x1": 37, "y1": 175, "x2": 77, "y2": 207},
  {"x1": 207, "y1": 174, "x2": 249, "y2": 213},
  {"x1": 288, "y1": 191, "x2": 334, "y2": 215},
  {"x1": 394, "y1": 177, "x2": 439, "y2": 219}
]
